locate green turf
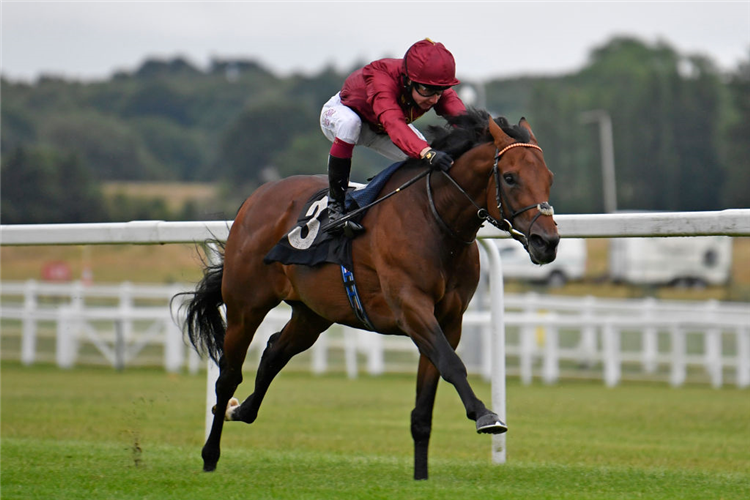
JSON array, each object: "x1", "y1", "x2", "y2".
[{"x1": 2, "y1": 362, "x2": 748, "y2": 499}]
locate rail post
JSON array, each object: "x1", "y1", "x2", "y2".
[
  {"x1": 56, "y1": 306, "x2": 76, "y2": 368},
  {"x1": 670, "y1": 325, "x2": 686, "y2": 387},
  {"x1": 642, "y1": 297, "x2": 658, "y2": 374},
  {"x1": 477, "y1": 238, "x2": 506, "y2": 465},
  {"x1": 21, "y1": 279, "x2": 38, "y2": 366},
  {"x1": 579, "y1": 295, "x2": 597, "y2": 368},
  {"x1": 737, "y1": 327, "x2": 749, "y2": 388},
  {"x1": 165, "y1": 286, "x2": 185, "y2": 373},
  {"x1": 542, "y1": 318, "x2": 559, "y2": 384},
  {"x1": 704, "y1": 300, "x2": 722, "y2": 388},
  {"x1": 602, "y1": 321, "x2": 620, "y2": 387}
]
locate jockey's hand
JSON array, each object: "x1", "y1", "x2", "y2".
[{"x1": 422, "y1": 148, "x2": 454, "y2": 172}]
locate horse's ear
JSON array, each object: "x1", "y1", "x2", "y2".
[
  {"x1": 488, "y1": 117, "x2": 512, "y2": 147},
  {"x1": 519, "y1": 117, "x2": 538, "y2": 144}
]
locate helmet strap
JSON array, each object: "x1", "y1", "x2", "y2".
[{"x1": 402, "y1": 76, "x2": 416, "y2": 107}]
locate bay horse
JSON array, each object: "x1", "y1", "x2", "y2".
[{"x1": 182, "y1": 108, "x2": 559, "y2": 480}]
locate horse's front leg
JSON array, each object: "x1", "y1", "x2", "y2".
[
  {"x1": 398, "y1": 295, "x2": 507, "y2": 434},
  {"x1": 411, "y1": 312, "x2": 476, "y2": 480},
  {"x1": 412, "y1": 354, "x2": 440, "y2": 480}
]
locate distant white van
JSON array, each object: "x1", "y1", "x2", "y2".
[
  {"x1": 492, "y1": 238, "x2": 587, "y2": 287},
  {"x1": 609, "y1": 236, "x2": 732, "y2": 286}
]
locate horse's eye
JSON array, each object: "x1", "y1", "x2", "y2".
[{"x1": 503, "y1": 173, "x2": 516, "y2": 186}]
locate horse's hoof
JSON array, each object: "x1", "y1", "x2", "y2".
[
  {"x1": 224, "y1": 398, "x2": 240, "y2": 421},
  {"x1": 202, "y1": 446, "x2": 220, "y2": 471},
  {"x1": 476, "y1": 413, "x2": 508, "y2": 434}
]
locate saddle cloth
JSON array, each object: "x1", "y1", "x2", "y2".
[{"x1": 263, "y1": 161, "x2": 405, "y2": 269}]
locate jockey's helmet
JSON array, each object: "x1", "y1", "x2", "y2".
[{"x1": 403, "y1": 39, "x2": 461, "y2": 87}]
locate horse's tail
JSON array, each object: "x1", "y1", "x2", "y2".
[{"x1": 176, "y1": 242, "x2": 226, "y2": 364}]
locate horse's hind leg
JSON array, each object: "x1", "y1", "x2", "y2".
[
  {"x1": 202, "y1": 306, "x2": 269, "y2": 472},
  {"x1": 230, "y1": 301, "x2": 332, "y2": 424}
]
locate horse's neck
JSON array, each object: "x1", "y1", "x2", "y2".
[
  {"x1": 452, "y1": 142, "x2": 496, "y2": 192},
  {"x1": 430, "y1": 143, "x2": 495, "y2": 240}
]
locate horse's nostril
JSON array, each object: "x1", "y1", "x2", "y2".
[
  {"x1": 548, "y1": 234, "x2": 560, "y2": 250},
  {"x1": 529, "y1": 234, "x2": 547, "y2": 250},
  {"x1": 530, "y1": 233, "x2": 560, "y2": 254}
]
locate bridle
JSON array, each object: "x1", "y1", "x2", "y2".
[{"x1": 427, "y1": 141, "x2": 555, "y2": 248}]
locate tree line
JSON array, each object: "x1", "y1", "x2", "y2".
[{"x1": 2, "y1": 36, "x2": 748, "y2": 224}]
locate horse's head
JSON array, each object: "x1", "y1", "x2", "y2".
[{"x1": 487, "y1": 117, "x2": 559, "y2": 264}]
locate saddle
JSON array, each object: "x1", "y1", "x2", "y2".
[{"x1": 263, "y1": 161, "x2": 405, "y2": 270}]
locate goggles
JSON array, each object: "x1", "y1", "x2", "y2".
[{"x1": 413, "y1": 83, "x2": 449, "y2": 98}]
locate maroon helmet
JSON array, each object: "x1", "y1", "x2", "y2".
[{"x1": 403, "y1": 39, "x2": 461, "y2": 87}]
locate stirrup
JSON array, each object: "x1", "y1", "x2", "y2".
[
  {"x1": 327, "y1": 198, "x2": 365, "y2": 238},
  {"x1": 326, "y1": 201, "x2": 345, "y2": 233},
  {"x1": 326, "y1": 217, "x2": 365, "y2": 238}
]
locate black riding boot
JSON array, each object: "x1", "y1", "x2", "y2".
[{"x1": 327, "y1": 155, "x2": 364, "y2": 237}]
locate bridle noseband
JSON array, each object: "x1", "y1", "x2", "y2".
[{"x1": 427, "y1": 141, "x2": 554, "y2": 248}]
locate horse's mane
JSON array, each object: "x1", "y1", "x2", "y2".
[{"x1": 425, "y1": 107, "x2": 531, "y2": 160}]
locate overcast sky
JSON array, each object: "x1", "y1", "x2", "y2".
[{"x1": 2, "y1": 1, "x2": 749, "y2": 83}]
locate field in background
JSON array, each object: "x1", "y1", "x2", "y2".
[
  {"x1": 1, "y1": 243, "x2": 205, "y2": 284},
  {"x1": 1, "y1": 363, "x2": 748, "y2": 499},
  {"x1": 102, "y1": 181, "x2": 220, "y2": 212}
]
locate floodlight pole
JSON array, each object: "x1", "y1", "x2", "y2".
[{"x1": 581, "y1": 110, "x2": 618, "y2": 213}]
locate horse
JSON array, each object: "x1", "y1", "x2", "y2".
[{"x1": 182, "y1": 107, "x2": 559, "y2": 480}]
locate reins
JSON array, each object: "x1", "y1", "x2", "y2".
[{"x1": 426, "y1": 169, "x2": 476, "y2": 245}]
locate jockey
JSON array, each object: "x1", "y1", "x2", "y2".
[{"x1": 320, "y1": 38, "x2": 466, "y2": 236}]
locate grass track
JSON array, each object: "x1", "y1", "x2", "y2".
[{"x1": 2, "y1": 363, "x2": 749, "y2": 499}]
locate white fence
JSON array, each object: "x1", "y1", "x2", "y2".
[
  {"x1": 0, "y1": 281, "x2": 187, "y2": 371},
  {"x1": 2, "y1": 280, "x2": 748, "y2": 388}
]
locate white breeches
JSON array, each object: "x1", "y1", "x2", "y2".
[{"x1": 320, "y1": 93, "x2": 425, "y2": 162}]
